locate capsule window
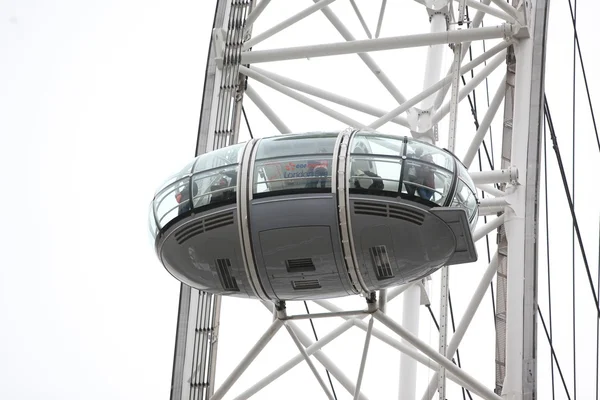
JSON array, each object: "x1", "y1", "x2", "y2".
[
  {"x1": 148, "y1": 201, "x2": 159, "y2": 241},
  {"x1": 458, "y1": 163, "x2": 477, "y2": 194},
  {"x1": 253, "y1": 133, "x2": 337, "y2": 197},
  {"x1": 152, "y1": 143, "x2": 246, "y2": 230},
  {"x1": 153, "y1": 177, "x2": 192, "y2": 229},
  {"x1": 351, "y1": 134, "x2": 405, "y2": 157},
  {"x1": 349, "y1": 156, "x2": 402, "y2": 193},
  {"x1": 349, "y1": 134, "x2": 404, "y2": 195},
  {"x1": 401, "y1": 160, "x2": 453, "y2": 205},
  {"x1": 451, "y1": 179, "x2": 478, "y2": 220},
  {"x1": 255, "y1": 133, "x2": 337, "y2": 159},
  {"x1": 154, "y1": 159, "x2": 196, "y2": 198},
  {"x1": 190, "y1": 166, "x2": 239, "y2": 209},
  {"x1": 192, "y1": 143, "x2": 245, "y2": 173},
  {"x1": 405, "y1": 140, "x2": 454, "y2": 172}
]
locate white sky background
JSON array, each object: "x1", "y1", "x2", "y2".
[{"x1": 1, "y1": 1, "x2": 599, "y2": 400}]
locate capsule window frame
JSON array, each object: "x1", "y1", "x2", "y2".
[
  {"x1": 251, "y1": 134, "x2": 337, "y2": 198},
  {"x1": 348, "y1": 134, "x2": 461, "y2": 208}
]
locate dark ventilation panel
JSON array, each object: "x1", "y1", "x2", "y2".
[
  {"x1": 388, "y1": 204, "x2": 424, "y2": 225},
  {"x1": 292, "y1": 279, "x2": 322, "y2": 290},
  {"x1": 216, "y1": 258, "x2": 239, "y2": 292},
  {"x1": 175, "y1": 219, "x2": 204, "y2": 244},
  {"x1": 285, "y1": 258, "x2": 316, "y2": 273},
  {"x1": 354, "y1": 201, "x2": 424, "y2": 226},
  {"x1": 354, "y1": 202, "x2": 387, "y2": 217},
  {"x1": 370, "y1": 246, "x2": 394, "y2": 280},
  {"x1": 204, "y1": 211, "x2": 234, "y2": 232},
  {"x1": 175, "y1": 211, "x2": 234, "y2": 244}
]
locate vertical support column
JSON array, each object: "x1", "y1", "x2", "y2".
[
  {"x1": 399, "y1": 284, "x2": 422, "y2": 400},
  {"x1": 438, "y1": 3, "x2": 465, "y2": 397},
  {"x1": 421, "y1": 13, "x2": 447, "y2": 112},
  {"x1": 401, "y1": 4, "x2": 450, "y2": 399},
  {"x1": 502, "y1": 0, "x2": 549, "y2": 399},
  {"x1": 495, "y1": 45, "x2": 515, "y2": 395},
  {"x1": 413, "y1": 4, "x2": 449, "y2": 144},
  {"x1": 437, "y1": 265, "x2": 450, "y2": 400},
  {"x1": 172, "y1": 1, "x2": 254, "y2": 400},
  {"x1": 398, "y1": 1, "x2": 449, "y2": 400}
]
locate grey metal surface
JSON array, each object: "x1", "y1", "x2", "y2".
[
  {"x1": 429, "y1": 207, "x2": 477, "y2": 265},
  {"x1": 160, "y1": 207, "x2": 253, "y2": 297},
  {"x1": 250, "y1": 193, "x2": 355, "y2": 300},
  {"x1": 157, "y1": 193, "x2": 476, "y2": 300}
]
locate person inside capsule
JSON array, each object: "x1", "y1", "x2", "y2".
[
  {"x1": 305, "y1": 148, "x2": 330, "y2": 189},
  {"x1": 175, "y1": 181, "x2": 198, "y2": 215},
  {"x1": 208, "y1": 170, "x2": 237, "y2": 205},
  {"x1": 350, "y1": 143, "x2": 384, "y2": 192},
  {"x1": 404, "y1": 147, "x2": 436, "y2": 202}
]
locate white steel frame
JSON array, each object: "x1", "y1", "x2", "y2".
[{"x1": 170, "y1": 0, "x2": 551, "y2": 399}]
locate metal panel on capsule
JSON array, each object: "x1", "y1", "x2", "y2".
[
  {"x1": 344, "y1": 132, "x2": 477, "y2": 290},
  {"x1": 247, "y1": 133, "x2": 356, "y2": 300}
]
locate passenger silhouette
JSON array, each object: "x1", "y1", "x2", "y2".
[
  {"x1": 209, "y1": 170, "x2": 237, "y2": 204},
  {"x1": 351, "y1": 146, "x2": 384, "y2": 191},
  {"x1": 176, "y1": 181, "x2": 198, "y2": 215},
  {"x1": 405, "y1": 150, "x2": 435, "y2": 201},
  {"x1": 305, "y1": 148, "x2": 330, "y2": 189}
]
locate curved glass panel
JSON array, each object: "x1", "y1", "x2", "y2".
[
  {"x1": 154, "y1": 176, "x2": 191, "y2": 229},
  {"x1": 402, "y1": 160, "x2": 453, "y2": 205},
  {"x1": 348, "y1": 133, "x2": 404, "y2": 195},
  {"x1": 458, "y1": 163, "x2": 477, "y2": 194},
  {"x1": 351, "y1": 133, "x2": 404, "y2": 157},
  {"x1": 154, "y1": 159, "x2": 196, "y2": 197},
  {"x1": 255, "y1": 132, "x2": 337, "y2": 159},
  {"x1": 470, "y1": 205, "x2": 479, "y2": 231},
  {"x1": 191, "y1": 165, "x2": 239, "y2": 209},
  {"x1": 148, "y1": 201, "x2": 159, "y2": 242},
  {"x1": 193, "y1": 143, "x2": 245, "y2": 173},
  {"x1": 253, "y1": 133, "x2": 337, "y2": 196},
  {"x1": 152, "y1": 143, "x2": 245, "y2": 231},
  {"x1": 451, "y1": 179, "x2": 478, "y2": 221},
  {"x1": 349, "y1": 156, "x2": 402, "y2": 193},
  {"x1": 405, "y1": 139, "x2": 454, "y2": 172}
]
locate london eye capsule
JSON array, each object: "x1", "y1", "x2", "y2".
[{"x1": 149, "y1": 129, "x2": 478, "y2": 301}]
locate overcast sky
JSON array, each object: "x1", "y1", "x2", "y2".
[{"x1": 1, "y1": 1, "x2": 599, "y2": 399}]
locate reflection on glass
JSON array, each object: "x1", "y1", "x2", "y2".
[
  {"x1": 451, "y1": 179, "x2": 477, "y2": 220},
  {"x1": 151, "y1": 132, "x2": 481, "y2": 235},
  {"x1": 154, "y1": 177, "x2": 190, "y2": 229},
  {"x1": 154, "y1": 159, "x2": 196, "y2": 197},
  {"x1": 152, "y1": 143, "x2": 246, "y2": 229},
  {"x1": 405, "y1": 139, "x2": 454, "y2": 172},
  {"x1": 351, "y1": 134, "x2": 404, "y2": 157},
  {"x1": 349, "y1": 156, "x2": 401, "y2": 193},
  {"x1": 402, "y1": 160, "x2": 452, "y2": 205},
  {"x1": 458, "y1": 164, "x2": 477, "y2": 194},
  {"x1": 349, "y1": 134, "x2": 404, "y2": 195},
  {"x1": 191, "y1": 166, "x2": 238, "y2": 208},
  {"x1": 193, "y1": 143, "x2": 245, "y2": 173},
  {"x1": 254, "y1": 157, "x2": 333, "y2": 194},
  {"x1": 253, "y1": 133, "x2": 337, "y2": 196},
  {"x1": 255, "y1": 132, "x2": 337, "y2": 160},
  {"x1": 148, "y1": 201, "x2": 159, "y2": 241}
]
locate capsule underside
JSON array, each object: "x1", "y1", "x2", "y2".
[{"x1": 152, "y1": 130, "x2": 478, "y2": 300}]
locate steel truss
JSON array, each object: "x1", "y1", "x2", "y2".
[{"x1": 170, "y1": 0, "x2": 550, "y2": 399}]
